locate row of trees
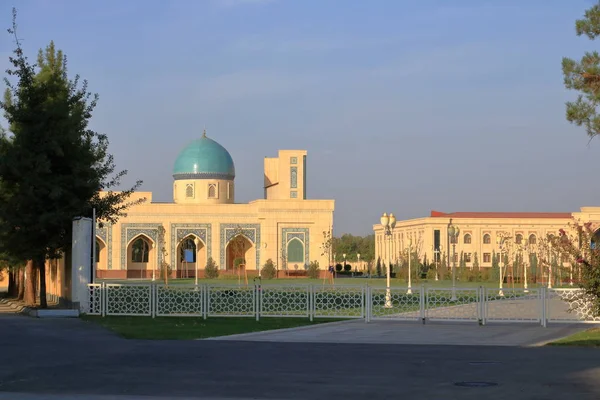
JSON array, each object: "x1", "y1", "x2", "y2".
[{"x1": 0, "y1": 10, "x2": 141, "y2": 308}]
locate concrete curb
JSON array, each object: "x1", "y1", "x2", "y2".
[
  {"x1": 0, "y1": 299, "x2": 79, "y2": 318},
  {"x1": 202, "y1": 318, "x2": 359, "y2": 341}
]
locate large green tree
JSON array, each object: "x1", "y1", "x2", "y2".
[
  {"x1": 0, "y1": 10, "x2": 143, "y2": 307},
  {"x1": 562, "y1": 2, "x2": 600, "y2": 139}
]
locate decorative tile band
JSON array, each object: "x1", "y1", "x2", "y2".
[{"x1": 173, "y1": 172, "x2": 234, "y2": 181}]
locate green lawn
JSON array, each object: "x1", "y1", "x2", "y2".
[
  {"x1": 547, "y1": 328, "x2": 600, "y2": 347},
  {"x1": 82, "y1": 315, "x2": 341, "y2": 340}
]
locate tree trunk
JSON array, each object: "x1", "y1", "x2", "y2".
[
  {"x1": 17, "y1": 267, "x2": 25, "y2": 300},
  {"x1": 8, "y1": 269, "x2": 16, "y2": 297},
  {"x1": 36, "y1": 257, "x2": 47, "y2": 309},
  {"x1": 24, "y1": 260, "x2": 36, "y2": 306}
]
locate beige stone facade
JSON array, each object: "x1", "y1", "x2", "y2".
[
  {"x1": 95, "y1": 135, "x2": 334, "y2": 279},
  {"x1": 373, "y1": 208, "x2": 600, "y2": 268}
]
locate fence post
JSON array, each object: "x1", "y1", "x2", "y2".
[
  {"x1": 420, "y1": 285, "x2": 426, "y2": 323},
  {"x1": 101, "y1": 282, "x2": 106, "y2": 317},
  {"x1": 151, "y1": 284, "x2": 156, "y2": 318},
  {"x1": 480, "y1": 287, "x2": 486, "y2": 326},
  {"x1": 255, "y1": 282, "x2": 260, "y2": 322},
  {"x1": 365, "y1": 285, "x2": 370, "y2": 323},
  {"x1": 309, "y1": 285, "x2": 313, "y2": 321},
  {"x1": 203, "y1": 284, "x2": 208, "y2": 320},
  {"x1": 541, "y1": 287, "x2": 547, "y2": 328}
]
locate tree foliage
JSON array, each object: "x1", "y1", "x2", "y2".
[
  {"x1": 261, "y1": 259, "x2": 276, "y2": 279},
  {"x1": 562, "y1": 2, "x2": 600, "y2": 139},
  {"x1": 0, "y1": 10, "x2": 143, "y2": 306},
  {"x1": 549, "y1": 223, "x2": 600, "y2": 316},
  {"x1": 204, "y1": 257, "x2": 219, "y2": 279},
  {"x1": 333, "y1": 233, "x2": 374, "y2": 262}
]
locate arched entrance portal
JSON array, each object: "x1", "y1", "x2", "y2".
[
  {"x1": 176, "y1": 236, "x2": 207, "y2": 278},
  {"x1": 592, "y1": 229, "x2": 600, "y2": 250},
  {"x1": 127, "y1": 235, "x2": 155, "y2": 279},
  {"x1": 226, "y1": 235, "x2": 255, "y2": 271}
]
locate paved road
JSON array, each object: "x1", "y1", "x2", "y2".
[
  {"x1": 1, "y1": 314, "x2": 600, "y2": 400},
  {"x1": 212, "y1": 319, "x2": 590, "y2": 346}
]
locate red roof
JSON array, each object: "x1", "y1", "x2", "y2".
[{"x1": 430, "y1": 210, "x2": 572, "y2": 219}]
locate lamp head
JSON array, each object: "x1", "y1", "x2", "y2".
[
  {"x1": 389, "y1": 213, "x2": 396, "y2": 228},
  {"x1": 380, "y1": 212, "x2": 389, "y2": 227},
  {"x1": 455, "y1": 226, "x2": 460, "y2": 236},
  {"x1": 343, "y1": 253, "x2": 346, "y2": 259},
  {"x1": 357, "y1": 253, "x2": 361, "y2": 258},
  {"x1": 448, "y1": 225, "x2": 455, "y2": 236}
]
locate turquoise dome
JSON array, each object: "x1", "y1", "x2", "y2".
[{"x1": 173, "y1": 132, "x2": 235, "y2": 180}]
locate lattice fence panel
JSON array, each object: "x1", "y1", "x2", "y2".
[
  {"x1": 484, "y1": 288, "x2": 540, "y2": 322},
  {"x1": 260, "y1": 285, "x2": 310, "y2": 317},
  {"x1": 105, "y1": 284, "x2": 152, "y2": 316},
  {"x1": 84, "y1": 284, "x2": 103, "y2": 315},
  {"x1": 426, "y1": 288, "x2": 479, "y2": 321},
  {"x1": 207, "y1": 285, "x2": 255, "y2": 317},
  {"x1": 370, "y1": 288, "x2": 421, "y2": 320},
  {"x1": 156, "y1": 285, "x2": 203, "y2": 317},
  {"x1": 547, "y1": 289, "x2": 600, "y2": 323},
  {"x1": 314, "y1": 285, "x2": 364, "y2": 318}
]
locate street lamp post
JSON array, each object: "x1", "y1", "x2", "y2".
[
  {"x1": 433, "y1": 246, "x2": 439, "y2": 281},
  {"x1": 521, "y1": 238, "x2": 529, "y2": 293},
  {"x1": 496, "y1": 234, "x2": 509, "y2": 296},
  {"x1": 194, "y1": 237, "x2": 200, "y2": 286},
  {"x1": 407, "y1": 238, "x2": 413, "y2": 295},
  {"x1": 380, "y1": 212, "x2": 396, "y2": 308},
  {"x1": 343, "y1": 253, "x2": 347, "y2": 271},
  {"x1": 448, "y1": 224, "x2": 460, "y2": 301},
  {"x1": 357, "y1": 253, "x2": 361, "y2": 273}
]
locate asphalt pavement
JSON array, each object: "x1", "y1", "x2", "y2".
[{"x1": 0, "y1": 313, "x2": 599, "y2": 400}]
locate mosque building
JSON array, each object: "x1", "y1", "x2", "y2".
[{"x1": 94, "y1": 131, "x2": 335, "y2": 279}]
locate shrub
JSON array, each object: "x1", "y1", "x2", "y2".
[
  {"x1": 308, "y1": 260, "x2": 320, "y2": 279},
  {"x1": 205, "y1": 257, "x2": 219, "y2": 279},
  {"x1": 233, "y1": 258, "x2": 246, "y2": 269},
  {"x1": 343, "y1": 264, "x2": 351, "y2": 272},
  {"x1": 261, "y1": 259, "x2": 277, "y2": 279},
  {"x1": 335, "y1": 263, "x2": 343, "y2": 272}
]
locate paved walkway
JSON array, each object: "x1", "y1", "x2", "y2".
[{"x1": 211, "y1": 319, "x2": 591, "y2": 346}]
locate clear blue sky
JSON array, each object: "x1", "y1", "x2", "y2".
[{"x1": 1, "y1": 0, "x2": 599, "y2": 235}]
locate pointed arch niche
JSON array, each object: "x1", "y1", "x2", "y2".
[
  {"x1": 126, "y1": 234, "x2": 155, "y2": 279},
  {"x1": 177, "y1": 235, "x2": 207, "y2": 278},
  {"x1": 281, "y1": 228, "x2": 310, "y2": 269},
  {"x1": 95, "y1": 237, "x2": 108, "y2": 271}
]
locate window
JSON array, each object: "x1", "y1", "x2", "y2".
[
  {"x1": 290, "y1": 167, "x2": 298, "y2": 188},
  {"x1": 287, "y1": 238, "x2": 304, "y2": 263},
  {"x1": 464, "y1": 253, "x2": 472, "y2": 263},
  {"x1": 515, "y1": 234, "x2": 523, "y2": 244},
  {"x1": 290, "y1": 156, "x2": 298, "y2": 164},
  {"x1": 483, "y1": 234, "x2": 491, "y2": 244},
  {"x1": 227, "y1": 182, "x2": 231, "y2": 199},
  {"x1": 464, "y1": 234, "x2": 471, "y2": 244},
  {"x1": 483, "y1": 253, "x2": 491, "y2": 263},
  {"x1": 290, "y1": 191, "x2": 298, "y2": 198},
  {"x1": 131, "y1": 238, "x2": 149, "y2": 263},
  {"x1": 529, "y1": 234, "x2": 537, "y2": 245},
  {"x1": 185, "y1": 184, "x2": 194, "y2": 198},
  {"x1": 208, "y1": 184, "x2": 217, "y2": 198}
]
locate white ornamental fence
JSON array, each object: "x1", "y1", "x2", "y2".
[{"x1": 82, "y1": 283, "x2": 600, "y2": 326}]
